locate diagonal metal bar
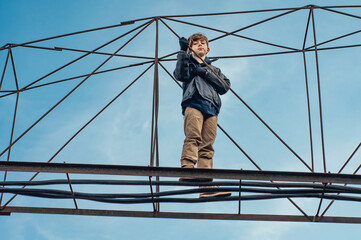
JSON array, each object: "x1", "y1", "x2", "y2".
[
  {"x1": 1, "y1": 63, "x2": 154, "y2": 208},
  {"x1": 315, "y1": 183, "x2": 327, "y2": 218},
  {"x1": 311, "y1": 8, "x2": 327, "y2": 173},
  {"x1": 302, "y1": 52, "x2": 314, "y2": 172},
  {"x1": 159, "y1": 18, "x2": 180, "y2": 39},
  {"x1": 302, "y1": 9, "x2": 312, "y2": 50},
  {"x1": 65, "y1": 171, "x2": 78, "y2": 209},
  {"x1": 14, "y1": 44, "x2": 154, "y2": 60},
  {"x1": 154, "y1": 18, "x2": 161, "y2": 210},
  {"x1": 305, "y1": 29, "x2": 361, "y2": 50},
  {"x1": 0, "y1": 20, "x2": 154, "y2": 159},
  {"x1": 20, "y1": 20, "x2": 152, "y2": 91},
  {"x1": 0, "y1": 93, "x2": 19, "y2": 206},
  {"x1": 338, "y1": 142, "x2": 361, "y2": 174},
  {"x1": 301, "y1": 9, "x2": 315, "y2": 172},
  {"x1": 320, "y1": 144, "x2": 361, "y2": 218},
  {"x1": 319, "y1": 6, "x2": 361, "y2": 20},
  {"x1": 9, "y1": 48, "x2": 20, "y2": 91},
  {"x1": 163, "y1": 17, "x2": 299, "y2": 51},
  {"x1": 148, "y1": 176, "x2": 157, "y2": 212},
  {"x1": 4, "y1": 60, "x2": 154, "y2": 96},
  {"x1": 0, "y1": 49, "x2": 20, "y2": 206},
  {"x1": 6, "y1": 21, "x2": 143, "y2": 48},
  {"x1": 210, "y1": 7, "x2": 303, "y2": 42},
  {"x1": 0, "y1": 49, "x2": 10, "y2": 90},
  {"x1": 159, "y1": 42, "x2": 361, "y2": 63},
  {"x1": 47, "y1": 65, "x2": 153, "y2": 163},
  {"x1": 158, "y1": 6, "x2": 306, "y2": 19},
  {"x1": 238, "y1": 179, "x2": 242, "y2": 214}
]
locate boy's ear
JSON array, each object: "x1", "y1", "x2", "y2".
[{"x1": 207, "y1": 47, "x2": 210, "y2": 53}]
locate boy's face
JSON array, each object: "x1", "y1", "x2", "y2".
[{"x1": 190, "y1": 39, "x2": 209, "y2": 58}]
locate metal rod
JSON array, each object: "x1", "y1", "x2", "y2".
[
  {"x1": 159, "y1": 18, "x2": 179, "y2": 38},
  {"x1": 315, "y1": 183, "x2": 327, "y2": 218},
  {"x1": 302, "y1": 52, "x2": 314, "y2": 171},
  {"x1": 0, "y1": 49, "x2": 20, "y2": 206},
  {"x1": 148, "y1": 176, "x2": 157, "y2": 212},
  {"x1": 311, "y1": 9, "x2": 327, "y2": 173},
  {"x1": 302, "y1": 9, "x2": 312, "y2": 50},
  {"x1": 154, "y1": 18, "x2": 161, "y2": 211},
  {"x1": 338, "y1": 142, "x2": 361, "y2": 174},
  {"x1": 305, "y1": 29, "x2": 361, "y2": 50},
  {"x1": 15, "y1": 44, "x2": 154, "y2": 60},
  {"x1": 319, "y1": 6, "x2": 361, "y2": 20},
  {"x1": 164, "y1": 17, "x2": 298, "y2": 51},
  {"x1": 210, "y1": 7, "x2": 303, "y2": 42},
  {"x1": 17, "y1": 60, "x2": 154, "y2": 94},
  {"x1": 0, "y1": 49, "x2": 10, "y2": 90},
  {"x1": 65, "y1": 170, "x2": 78, "y2": 209},
  {"x1": 238, "y1": 179, "x2": 241, "y2": 215},
  {"x1": 7, "y1": 21, "x2": 142, "y2": 48}
]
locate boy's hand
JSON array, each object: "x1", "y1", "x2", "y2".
[
  {"x1": 179, "y1": 37, "x2": 189, "y2": 51},
  {"x1": 193, "y1": 67, "x2": 207, "y2": 77}
]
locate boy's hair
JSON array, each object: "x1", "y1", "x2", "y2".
[{"x1": 188, "y1": 33, "x2": 209, "y2": 47}]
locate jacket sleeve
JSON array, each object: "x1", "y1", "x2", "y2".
[
  {"x1": 173, "y1": 51, "x2": 194, "y2": 82},
  {"x1": 203, "y1": 66, "x2": 230, "y2": 95}
]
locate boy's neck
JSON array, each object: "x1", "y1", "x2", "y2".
[{"x1": 192, "y1": 53, "x2": 206, "y2": 63}]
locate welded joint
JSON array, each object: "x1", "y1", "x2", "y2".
[{"x1": 53, "y1": 47, "x2": 63, "y2": 51}]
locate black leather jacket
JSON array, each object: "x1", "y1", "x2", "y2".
[{"x1": 173, "y1": 51, "x2": 230, "y2": 113}]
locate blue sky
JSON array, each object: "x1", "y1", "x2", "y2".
[{"x1": 1, "y1": 0, "x2": 361, "y2": 239}]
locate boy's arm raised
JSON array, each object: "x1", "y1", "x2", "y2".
[{"x1": 173, "y1": 51, "x2": 194, "y2": 82}]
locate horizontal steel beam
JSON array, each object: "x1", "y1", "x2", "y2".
[
  {"x1": 0, "y1": 161, "x2": 360, "y2": 184},
  {"x1": 1, "y1": 206, "x2": 361, "y2": 223}
]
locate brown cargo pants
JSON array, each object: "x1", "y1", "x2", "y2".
[{"x1": 180, "y1": 107, "x2": 217, "y2": 169}]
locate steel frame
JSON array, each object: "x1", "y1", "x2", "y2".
[{"x1": 0, "y1": 5, "x2": 361, "y2": 223}]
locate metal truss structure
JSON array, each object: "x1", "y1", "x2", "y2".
[{"x1": 0, "y1": 5, "x2": 361, "y2": 223}]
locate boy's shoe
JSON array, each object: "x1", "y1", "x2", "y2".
[
  {"x1": 179, "y1": 165, "x2": 213, "y2": 182},
  {"x1": 199, "y1": 186, "x2": 232, "y2": 198}
]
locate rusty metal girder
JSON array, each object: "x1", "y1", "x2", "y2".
[
  {"x1": 0, "y1": 161, "x2": 360, "y2": 184},
  {"x1": 1, "y1": 206, "x2": 361, "y2": 223}
]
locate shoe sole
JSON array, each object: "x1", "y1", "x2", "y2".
[
  {"x1": 200, "y1": 192, "x2": 232, "y2": 198},
  {"x1": 179, "y1": 177, "x2": 213, "y2": 182}
]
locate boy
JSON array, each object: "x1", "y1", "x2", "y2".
[{"x1": 173, "y1": 33, "x2": 231, "y2": 197}]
